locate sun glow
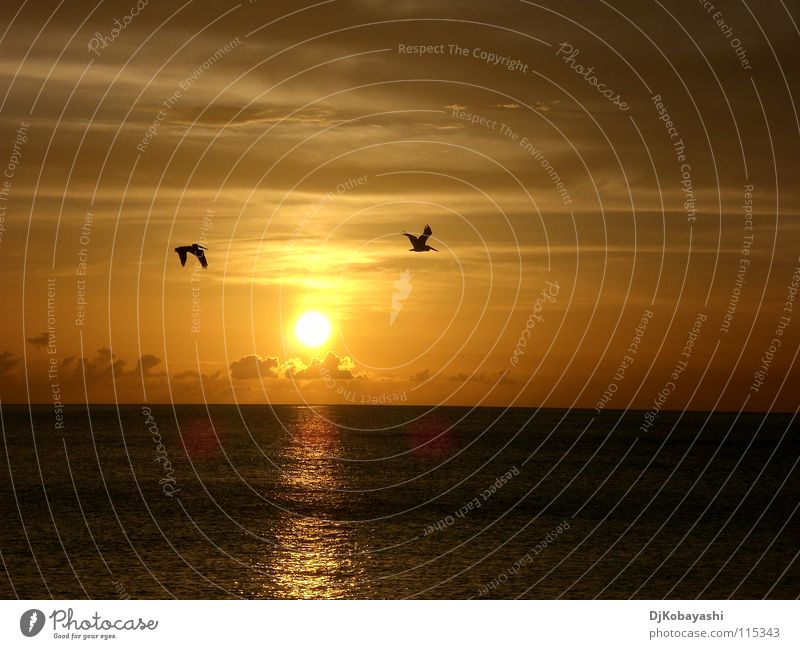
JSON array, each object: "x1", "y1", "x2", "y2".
[{"x1": 294, "y1": 311, "x2": 332, "y2": 347}]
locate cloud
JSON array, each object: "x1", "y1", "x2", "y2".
[
  {"x1": 284, "y1": 351, "x2": 357, "y2": 380},
  {"x1": 449, "y1": 372, "x2": 471, "y2": 382},
  {"x1": 230, "y1": 355, "x2": 280, "y2": 380},
  {"x1": 449, "y1": 370, "x2": 516, "y2": 385},
  {"x1": 26, "y1": 332, "x2": 49, "y2": 349},
  {"x1": 171, "y1": 104, "x2": 337, "y2": 128},
  {"x1": 227, "y1": 351, "x2": 361, "y2": 381},
  {"x1": 84, "y1": 348, "x2": 126, "y2": 382},
  {"x1": 410, "y1": 369, "x2": 431, "y2": 382},
  {"x1": 133, "y1": 354, "x2": 161, "y2": 377},
  {"x1": 534, "y1": 100, "x2": 559, "y2": 112},
  {"x1": 0, "y1": 351, "x2": 21, "y2": 376},
  {"x1": 173, "y1": 369, "x2": 223, "y2": 381},
  {"x1": 55, "y1": 348, "x2": 127, "y2": 386},
  {"x1": 173, "y1": 370, "x2": 199, "y2": 380}
]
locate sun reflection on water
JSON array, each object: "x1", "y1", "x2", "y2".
[{"x1": 250, "y1": 407, "x2": 367, "y2": 598}]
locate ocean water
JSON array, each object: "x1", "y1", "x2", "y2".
[{"x1": 0, "y1": 404, "x2": 797, "y2": 599}]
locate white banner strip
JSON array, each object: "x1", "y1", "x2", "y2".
[{"x1": 1, "y1": 600, "x2": 797, "y2": 648}]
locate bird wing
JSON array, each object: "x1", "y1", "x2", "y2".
[
  {"x1": 417, "y1": 224, "x2": 432, "y2": 247},
  {"x1": 196, "y1": 249, "x2": 208, "y2": 268},
  {"x1": 402, "y1": 232, "x2": 419, "y2": 247},
  {"x1": 176, "y1": 247, "x2": 188, "y2": 266}
]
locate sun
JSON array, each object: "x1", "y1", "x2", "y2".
[{"x1": 294, "y1": 311, "x2": 332, "y2": 347}]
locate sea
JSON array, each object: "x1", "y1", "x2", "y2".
[{"x1": 0, "y1": 404, "x2": 797, "y2": 599}]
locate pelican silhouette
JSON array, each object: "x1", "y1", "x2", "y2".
[
  {"x1": 402, "y1": 224, "x2": 438, "y2": 252},
  {"x1": 175, "y1": 243, "x2": 208, "y2": 268}
]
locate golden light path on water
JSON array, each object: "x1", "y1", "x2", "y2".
[{"x1": 254, "y1": 408, "x2": 366, "y2": 598}]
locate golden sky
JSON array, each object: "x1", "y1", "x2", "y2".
[{"x1": 1, "y1": 0, "x2": 799, "y2": 410}]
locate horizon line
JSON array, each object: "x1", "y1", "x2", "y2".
[{"x1": 2, "y1": 402, "x2": 796, "y2": 416}]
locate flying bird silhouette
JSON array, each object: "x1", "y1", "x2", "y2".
[
  {"x1": 175, "y1": 243, "x2": 208, "y2": 268},
  {"x1": 402, "y1": 224, "x2": 438, "y2": 252}
]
